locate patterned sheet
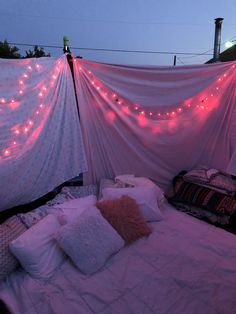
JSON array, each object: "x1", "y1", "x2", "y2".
[{"x1": 1, "y1": 203, "x2": 236, "y2": 314}]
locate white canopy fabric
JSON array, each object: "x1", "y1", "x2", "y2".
[
  {"x1": 0, "y1": 55, "x2": 87, "y2": 211},
  {"x1": 74, "y1": 58, "x2": 236, "y2": 190}
]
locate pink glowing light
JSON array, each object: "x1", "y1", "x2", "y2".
[
  {"x1": 35, "y1": 110, "x2": 40, "y2": 115},
  {"x1": 19, "y1": 80, "x2": 24, "y2": 85},
  {"x1": 4, "y1": 150, "x2": 10, "y2": 156},
  {"x1": 23, "y1": 74, "x2": 28, "y2": 78},
  {"x1": 122, "y1": 106, "x2": 130, "y2": 115},
  {"x1": 19, "y1": 90, "x2": 23, "y2": 94},
  {"x1": 1, "y1": 98, "x2": 6, "y2": 103},
  {"x1": 38, "y1": 92, "x2": 43, "y2": 98},
  {"x1": 15, "y1": 130, "x2": 20, "y2": 135},
  {"x1": 106, "y1": 111, "x2": 116, "y2": 122},
  {"x1": 52, "y1": 75, "x2": 57, "y2": 80},
  {"x1": 24, "y1": 127, "x2": 29, "y2": 133},
  {"x1": 27, "y1": 66, "x2": 32, "y2": 71}
]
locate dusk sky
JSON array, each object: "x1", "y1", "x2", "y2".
[{"x1": 1, "y1": 0, "x2": 236, "y2": 66}]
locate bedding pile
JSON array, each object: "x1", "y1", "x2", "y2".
[
  {"x1": 168, "y1": 167, "x2": 236, "y2": 229},
  {"x1": 0, "y1": 178, "x2": 236, "y2": 313}
]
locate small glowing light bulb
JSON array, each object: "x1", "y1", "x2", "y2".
[
  {"x1": 38, "y1": 92, "x2": 43, "y2": 98},
  {"x1": 35, "y1": 111, "x2": 40, "y2": 115},
  {"x1": 24, "y1": 127, "x2": 29, "y2": 133},
  {"x1": 15, "y1": 129, "x2": 20, "y2": 135},
  {"x1": 149, "y1": 112, "x2": 153, "y2": 116},
  {"x1": 4, "y1": 150, "x2": 10, "y2": 156},
  {"x1": 19, "y1": 80, "x2": 24, "y2": 85},
  {"x1": 19, "y1": 90, "x2": 23, "y2": 94},
  {"x1": 1, "y1": 98, "x2": 6, "y2": 103},
  {"x1": 52, "y1": 75, "x2": 57, "y2": 80},
  {"x1": 23, "y1": 74, "x2": 28, "y2": 78},
  {"x1": 27, "y1": 66, "x2": 32, "y2": 70}
]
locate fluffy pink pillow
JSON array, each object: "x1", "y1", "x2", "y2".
[{"x1": 96, "y1": 195, "x2": 151, "y2": 245}]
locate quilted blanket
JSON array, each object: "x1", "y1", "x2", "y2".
[{"x1": 1, "y1": 203, "x2": 236, "y2": 314}]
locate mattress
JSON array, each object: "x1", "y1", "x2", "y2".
[{"x1": 1, "y1": 202, "x2": 236, "y2": 314}]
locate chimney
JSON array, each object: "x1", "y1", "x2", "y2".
[{"x1": 213, "y1": 18, "x2": 224, "y2": 62}]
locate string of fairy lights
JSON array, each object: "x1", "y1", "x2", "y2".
[
  {"x1": 1, "y1": 57, "x2": 236, "y2": 160},
  {"x1": 75, "y1": 58, "x2": 236, "y2": 121},
  {"x1": 0, "y1": 59, "x2": 62, "y2": 159}
]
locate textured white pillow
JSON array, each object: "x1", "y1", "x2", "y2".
[
  {"x1": 10, "y1": 214, "x2": 65, "y2": 279},
  {"x1": 55, "y1": 206, "x2": 124, "y2": 275},
  {"x1": 47, "y1": 195, "x2": 97, "y2": 223},
  {"x1": 102, "y1": 186, "x2": 163, "y2": 222}
]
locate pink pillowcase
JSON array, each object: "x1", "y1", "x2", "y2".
[{"x1": 96, "y1": 195, "x2": 152, "y2": 245}]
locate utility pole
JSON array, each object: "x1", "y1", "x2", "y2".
[{"x1": 173, "y1": 55, "x2": 176, "y2": 66}]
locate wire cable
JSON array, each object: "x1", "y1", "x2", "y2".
[{"x1": 6, "y1": 41, "x2": 213, "y2": 56}]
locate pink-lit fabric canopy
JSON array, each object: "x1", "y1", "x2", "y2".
[
  {"x1": 74, "y1": 59, "x2": 236, "y2": 190},
  {"x1": 0, "y1": 55, "x2": 87, "y2": 211}
]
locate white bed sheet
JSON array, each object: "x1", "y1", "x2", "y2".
[{"x1": 1, "y1": 203, "x2": 236, "y2": 314}]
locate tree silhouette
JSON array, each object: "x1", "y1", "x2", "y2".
[
  {"x1": 0, "y1": 40, "x2": 51, "y2": 59},
  {"x1": 0, "y1": 40, "x2": 21, "y2": 58},
  {"x1": 24, "y1": 45, "x2": 51, "y2": 58}
]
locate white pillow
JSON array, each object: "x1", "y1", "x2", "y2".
[
  {"x1": 10, "y1": 214, "x2": 65, "y2": 279},
  {"x1": 47, "y1": 195, "x2": 97, "y2": 224},
  {"x1": 102, "y1": 186, "x2": 163, "y2": 222},
  {"x1": 115, "y1": 176, "x2": 165, "y2": 207},
  {"x1": 55, "y1": 206, "x2": 124, "y2": 275}
]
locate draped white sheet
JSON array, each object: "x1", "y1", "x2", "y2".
[
  {"x1": 74, "y1": 59, "x2": 236, "y2": 190},
  {"x1": 0, "y1": 55, "x2": 87, "y2": 211}
]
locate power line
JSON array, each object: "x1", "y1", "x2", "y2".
[
  {"x1": 7, "y1": 41, "x2": 212, "y2": 56},
  {"x1": 0, "y1": 11, "x2": 222, "y2": 26}
]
